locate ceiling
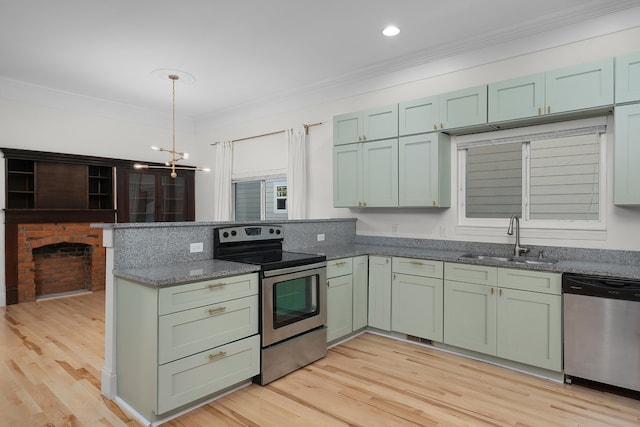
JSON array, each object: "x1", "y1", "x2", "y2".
[{"x1": 1, "y1": 0, "x2": 640, "y2": 129}]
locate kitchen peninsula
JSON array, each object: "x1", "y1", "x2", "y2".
[{"x1": 96, "y1": 218, "x2": 640, "y2": 425}]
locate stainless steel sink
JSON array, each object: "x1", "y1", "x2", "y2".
[{"x1": 459, "y1": 253, "x2": 557, "y2": 266}]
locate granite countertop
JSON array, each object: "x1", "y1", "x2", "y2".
[
  {"x1": 295, "y1": 244, "x2": 640, "y2": 280},
  {"x1": 114, "y1": 242, "x2": 640, "y2": 287},
  {"x1": 114, "y1": 259, "x2": 260, "y2": 287}
]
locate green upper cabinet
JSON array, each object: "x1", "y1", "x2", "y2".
[
  {"x1": 488, "y1": 58, "x2": 614, "y2": 123},
  {"x1": 399, "y1": 133, "x2": 450, "y2": 207},
  {"x1": 362, "y1": 139, "x2": 399, "y2": 207},
  {"x1": 333, "y1": 138, "x2": 398, "y2": 208},
  {"x1": 333, "y1": 143, "x2": 361, "y2": 207},
  {"x1": 614, "y1": 103, "x2": 640, "y2": 206},
  {"x1": 333, "y1": 104, "x2": 398, "y2": 145},
  {"x1": 333, "y1": 111, "x2": 362, "y2": 145},
  {"x1": 399, "y1": 86, "x2": 487, "y2": 135},
  {"x1": 398, "y1": 95, "x2": 439, "y2": 135},
  {"x1": 616, "y1": 51, "x2": 640, "y2": 104},
  {"x1": 545, "y1": 58, "x2": 613, "y2": 114},
  {"x1": 488, "y1": 73, "x2": 546, "y2": 122},
  {"x1": 439, "y1": 85, "x2": 488, "y2": 130}
]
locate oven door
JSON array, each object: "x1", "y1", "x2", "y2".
[{"x1": 262, "y1": 264, "x2": 327, "y2": 347}]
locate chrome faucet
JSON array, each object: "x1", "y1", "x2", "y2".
[{"x1": 507, "y1": 214, "x2": 529, "y2": 257}]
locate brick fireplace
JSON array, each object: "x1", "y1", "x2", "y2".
[{"x1": 15, "y1": 223, "x2": 106, "y2": 302}]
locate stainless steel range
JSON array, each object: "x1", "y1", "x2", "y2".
[{"x1": 213, "y1": 224, "x2": 327, "y2": 385}]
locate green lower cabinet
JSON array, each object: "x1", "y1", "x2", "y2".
[
  {"x1": 496, "y1": 288, "x2": 562, "y2": 372},
  {"x1": 368, "y1": 256, "x2": 392, "y2": 331},
  {"x1": 443, "y1": 279, "x2": 497, "y2": 354},
  {"x1": 443, "y1": 263, "x2": 562, "y2": 372},
  {"x1": 327, "y1": 274, "x2": 353, "y2": 342},
  {"x1": 392, "y1": 273, "x2": 443, "y2": 341},
  {"x1": 352, "y1": 255, "x2": 369, "y2": 331}
]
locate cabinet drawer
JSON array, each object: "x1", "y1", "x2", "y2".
[
  {"x1": 327, "y1": 258, "x2": 353, "y2": 278},
  {"x1": 158, "y1": 295, "x2": 258, "y2": 364},
  {"x1": 158, "y1": 273, "x2": 258, "y2": 315},
  {"x1": 393, "y1": 257, "x2": 443, "y2": 278},
  {"x1": 445, "y1": 262, "x2": 497, "y2": 286},
  {"x1": 157, "y1": 334, "x2": 260, "y2": 415},
  {"x1": 497, "y1": 268, "x2": 561, "y2": 295}
]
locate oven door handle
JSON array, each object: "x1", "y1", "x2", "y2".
[{"x1": 263, "y1": 261, "x2": 327, "y2": 277}]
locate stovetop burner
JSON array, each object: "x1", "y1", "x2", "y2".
[{"x1": 213, "y1": 225, "x2": 325, "y2": 271}]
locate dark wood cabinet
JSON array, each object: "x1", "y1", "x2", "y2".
[
  {"x1": 5, "y1": 151, "x2": 115, "y2": 212},
  {"x1": 117, "y1": 167, "x2": 195, "y2": 222}
]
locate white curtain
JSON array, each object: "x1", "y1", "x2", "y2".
[
  {"x1": 213, "y1": 141, "x2": 233, "y2": 221},
  {"x1": 286, "y1": 127, "x2": 307, "y2": 219}
]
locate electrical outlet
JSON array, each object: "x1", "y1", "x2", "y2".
[
  {"x1": 392, "y1": 224, "x2": 399, "y2": 234},
  {"x1": 190, "y1": 242, "x2": 203, "y2": 253},
  {"x1": 317, "y1": 233, "x2": 325, "y2": 242}
]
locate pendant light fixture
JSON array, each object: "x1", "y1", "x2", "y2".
[{"x1": 134, "y1": 74, "x2": 209, "y2": 178}]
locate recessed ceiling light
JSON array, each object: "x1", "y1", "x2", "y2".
[{"x1": 382, "y1": 25, "x2": 400, "y2": 37}]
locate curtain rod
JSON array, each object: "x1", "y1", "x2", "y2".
[{"x1": 211, "y1": 122, "x2": 323, "y2": 145}]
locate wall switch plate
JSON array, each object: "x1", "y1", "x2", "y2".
[
  {"x1": 317, "y1": 233, "x2": 325, "y2": 242},
  {"x1": 190, "y1": 242, "x2": 204, "y2": 253}
]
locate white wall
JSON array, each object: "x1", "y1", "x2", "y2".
[{"x1": 196, "y1": 27, "x2": 640, "y2": 251}]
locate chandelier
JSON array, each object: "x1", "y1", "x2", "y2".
[{"x1": 134, "y1": 74, "x2": 209, "y2": 178}]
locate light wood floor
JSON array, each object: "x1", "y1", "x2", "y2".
[{"x1": 2, "y1": 291, "x2": 639, "y2": 426}]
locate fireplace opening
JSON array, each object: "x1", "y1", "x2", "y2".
[{"x1": 33, "y1": 242, "x2": 93, "y2": 298}]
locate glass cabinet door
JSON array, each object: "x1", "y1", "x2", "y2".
[
  {"x1": 161, "y1": 175, "x2": 186, "y2": 222},
  {"x1": 128, "y1": 173, "x2": 156, "y2": 222}
]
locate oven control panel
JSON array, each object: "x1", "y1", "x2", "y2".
[{"x1": 215, "y1": 225, "x2": 283, "y2": 244}]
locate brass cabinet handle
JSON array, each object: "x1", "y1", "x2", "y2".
[
  {"x1": 362, "y1": 135, "x2": 367, "y2": 141},
  {"x1": 362, "y1": 202, "x2": 367, "y2": 207},
  {"x1": 335, "y1": 261, "x2": 347, "y2": 266},
  {"x1": 327, "y1": 281, "x2": 330, "y2": 287},
  {"x1": 491, "y1": 288, "x2": 494, "y2": 295},
  {"x1": 410, "y1": 260, "x2": 424, "y2": 266},
  {"x1": 547, "y1": 106, "x2": 551, "y2": 114},
  {"x1": 433, "y1": 124, "x2": 438, "y2": 130},
  {"x1": 538, "y1": 107, "x2": 542, "y2": 115},
  {"x1": 499, "y1": 289, "x2": 503, "y2": 296},
  {"x1": 208, "y1": 306, "x2": 226, "y2": 315},
  {"x1": 208, "y1": 283, "x2": 225, "y2": 290},
  {"x1": 386, "y1": 258, "x2": 389, "y2": 264},
  {"x1": 208, "y1": 351, "x2": 227, "y2": 361},
  {"x1": 432, "y1": 200, "x2": 437, "y2": 207},
  {"x1": 358, "y1": 136, "x2": 362, "y2": 142},
  {"x1": 440, "y1": 122, "x2": 444, "y2": 129}
]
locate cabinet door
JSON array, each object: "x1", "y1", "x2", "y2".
[
  {"x1": 362, "y1": 139, "x2": 398, "y2": 207},
  {"x1": 616, "y1": 52, "x2": 640, "y2": 104},
  {"x1": 363, "y1": 104, "x2": 398, "y2": 141},
  {"x1": 333, "y1": 144, "x2": 362, "y2": 207},
  {"x1": 614, "y1": 103, "x2": 640, "y2": 205},
  {"x1": 399, "y1": 133, "x2": 450, "y2": 207},
  {"x1": 497, "y1": 288, "x2": 562, "y2": 371},
  {"x1": 352, "y1": 255, "x2": 369, "y2": 331},
  {"x1": 392, "y1": 273, "x2": 443, "y2": 341},
  {"x1": 488, "y1": 74, "x2": 545, "y2": 122},
  {"x1": 545, "y1": 58, "x2": 614, "y2": 114},
  {"x1": 439, "y1": 85, "x2": 488, "y2": 130},
  {"x1": 368, "y1": 256, "x2": 392, "y2": 331},
  {"x1": 399, "y1": 96, "x2": 439, "y2": 135},
  {"x1": 327, "y1": 274, "x2": 353, "y2": 342},
  {"x1": 333, "y1": 112, "x2": 363, "y2": 145},
  {"x1": 157, "y1": 334, "x2": 260, "y2": 415},
  {"x1": 443, "y1": 280, "x2": 497, "y2": 355}
]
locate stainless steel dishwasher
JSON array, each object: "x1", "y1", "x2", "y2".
[{"x1": 563, "y1": 274, "x2": 640, "y2": 392}]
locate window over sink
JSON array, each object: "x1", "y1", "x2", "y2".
[{"x1": 457, "y1": 117, "x2": 606, "y2": 231}]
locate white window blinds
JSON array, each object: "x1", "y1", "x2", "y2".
[{"x1": 530, "y1": 134, "x2": 599, "y2": 220}]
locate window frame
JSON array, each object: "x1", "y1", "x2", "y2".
[
  {"x1": 232, "y1": 174, "x2": 287, "y2": 221},
  {"x1": 456, "y1": 117, "x2": 608, "y2": 233}
]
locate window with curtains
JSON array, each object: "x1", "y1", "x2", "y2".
[
  {"x1": 458, "y1": 119, "x2": 605, "y2": 229},
  {"x1": 234, "y1": 177, "x2": 287, "y2": 221}
]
